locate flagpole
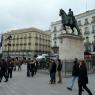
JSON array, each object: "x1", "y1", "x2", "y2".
[{"x1": 86, "y1": 0, "x2": 87, "y2": 12}]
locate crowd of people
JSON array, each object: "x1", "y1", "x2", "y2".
[
  {"x1": 0, "y1": 56, "x2": 93, "y2": 95},
  {"x1": 67, "y1": 58, "x2": 93, "y2": 95},
  {"x1": 47, "y1": 57, "x2": 93, "y2": 95},
  {"x1": 49, "y1": 59, "x2": 62, "y2": 84},
  {"x1": 27, "y1": 58, "x2": 38, "y2": 77},
  {"x1": 0, "y1": 57, "x2": 22, "y2": 82}
]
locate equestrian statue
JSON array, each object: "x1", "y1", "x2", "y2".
[{"x1": 59, "y1": 8, "x2": 81, "y2": 36}]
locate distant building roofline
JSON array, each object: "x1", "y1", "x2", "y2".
[{"x1": 3, "y1": 27, "x2": 50, "y2": 35}]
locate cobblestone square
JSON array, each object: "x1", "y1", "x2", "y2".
[{"x1": 0, "y1": 65, "x2": 94, "y2": 95}]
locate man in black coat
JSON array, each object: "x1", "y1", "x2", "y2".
[
  {"x1": 30, "y1": 59, "x2": 35, "y2": 77},
  {"x1": 78, "y1": 60, "x2": 93, "y2": 95},
  {"x1": 57, "y1": 59, "x2": 62, "y2": 83},
  {"x1": 8, "y1": 60, "x2": 13, "y2": 78},
  {"x1": 50, "y1": 60, "x2": 57, "y2": 84},
  {"x1": 67, "y1": 58, "x2": 79, "y2": 90},
  {"x1": 0, "y1": 60, "x2": 2, "y2": 81},
  {"x1": 0, "y1": 59, "x2": 8, "y2": 82},
  {"x1": 27, "y1": 58, "x2": 31, "y2": 77}
]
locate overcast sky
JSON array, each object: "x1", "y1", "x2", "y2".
[{"x1": 0, "y1": 0, "x2": 95, "y2": 33}]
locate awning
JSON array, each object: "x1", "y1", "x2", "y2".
[
  {"x1": 84, "y1": 52, "x2": 92, "y2": 55},
  {"x1": 89, "y1": 52, "x2": 95, "y2": 55}
]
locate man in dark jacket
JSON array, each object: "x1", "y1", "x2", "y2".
[
  {"x1": 30, "y1": 59, "x2": 35, "y2": 77},
  {"x1": 0, "y1": 59, "x2": 8, "y2": 82},
  {"x1": 67, "y1": 58, "x2": 79, "y2": 90},
  {"x1": 27, "y1": 58, "x2": 31, "y2": 77},
  {"x1": 50, "y1": 60, "x2": 56, "y2": 84},
  {"x1": 57, "y1": 59, "x2": 62, "y2": 83},
  {"x1": 0, "y1": 60, "x2": 2, "y2": 81},
  {"x1": 78, "y1": 60, "x2": 93, "y2": 95},
  {"x1": 8, "y1": 60, "x2": 13, "y2": 78}
]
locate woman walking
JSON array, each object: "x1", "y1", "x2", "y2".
[
  {"x1": 57, "y1": 59, "x2": 62, "y2": 83},
  {"x1": 78, "y1": 60, "x2": 93, "y2": 95}
]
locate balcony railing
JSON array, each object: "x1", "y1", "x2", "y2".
[
  {"x1": 51, "y1": 45, "x2": 59, "y2": 49},
  {"x1": 92, "y1": 30, "x2": 95, "y2": 34},
  {"x1": 53, "y1": 37, "x2": 57, "y2": 40},
  {"x1": 91, "y1": 20, "x2": 95, "y2": 23},
  {"x1": 84, "y1": 22, "x2": 89, "y2": 25},
  {"x1": 84, "y1": 31, "x2": 90, "y2": 35}
]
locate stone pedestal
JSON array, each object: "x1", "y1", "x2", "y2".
[{"x1": 58, "y1": 33, "x2": 84, "y2": 60}]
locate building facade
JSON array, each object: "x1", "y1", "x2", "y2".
[
  {"x1": 3, "y1": 28, "x2": 51, "y2": 59},
  {"x1": 50, "y1": 9, "x2": 95, "y2": 55}
]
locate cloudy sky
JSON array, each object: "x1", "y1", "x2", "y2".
[{"x1": 0, "y1": 0, "x2": 95, "y2": 33}]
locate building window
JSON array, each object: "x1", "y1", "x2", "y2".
[
  {"x1": 84, "y1": 27, "x2": 90, "y2": 35},
  {"x1": 86, "y1": 36, "x2": 89, "y2": 42},
  {"x1": 85, "y1": 45, "x2": 91, "y2": 52},
  {"x1": 93, "y1": 46, "x2": 95, "y2": 51},
  {"x1": 53, "y1": 27, "x2": 57, "y2": 32},
  {"x1": 79, "y1": 28, "x2": 82, "y2": 33},
  {"x1": 54, "y1": 33, "x2": 56, "y2": 37},
  {"x1": 92, "y1": 16, "x2": 95, "y2": 23},
  {"x1": 78, "y1": 20, "x2": 82, "y2": 26},
  {"x1": 39, "y1": 35, "x2": 41, "y2": 39},
  {"x1": 20, "y1": 37, "x2": 23, "y2": 39},
  {"x1": 24, "y1": 43, "x2": 26, "y2": 46},
  {"x1": 54, "y1": 41, "x2": 56, "y2": 46},
  {"x1": 93, "y1": 36, "x2": 95, "y2": 42},
  {"x1": 92, "y1": 25, "x2": 95, "y2": 33},
  {"x1": 60, "y1": 26, "x2": 63, "y2": 31},
  {"x1": 35, "y1": 43, "x2": 38, "y2": 46},
  {"x1": 17, "y1": 35, "x2": 19, "y2": 40},
  {"x1": 60, "y1": 39, "x2": 63, "y2": 43},
  {"x1": 53, "y1": 33, "x2": 57, "y2": 40},
  {"x1": 29, "y1": 36, "x2": 32, "y2": 39},
  {"x1": 84, "y1": 18, "x2": 89, "y2": 25}
]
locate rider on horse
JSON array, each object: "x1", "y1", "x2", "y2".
[
  {"x1": 59, "y1": 8, "x2": 81, "y2": 35},
  {"x1": 68, "y1": 9, "x2": 75, "y2": 25}
]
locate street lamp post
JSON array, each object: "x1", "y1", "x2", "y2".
[{"x1": 7, "y1": 35, "x2": 12, "y2": 58}]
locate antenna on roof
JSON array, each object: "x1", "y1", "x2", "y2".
[{"x1": 86, "y1": 0, "x2": 87, "y2": 12}]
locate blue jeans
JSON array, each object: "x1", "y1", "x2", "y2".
[
  {"x1": 70, "y1": 76, "x2": 78, "y2": 89},
  {"x1": 50, "y1": 72, "x2": 56, "y2": 83}
]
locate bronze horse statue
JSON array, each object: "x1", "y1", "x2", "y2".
[{"x1": 59, "y1": 9, "x2": 81, "y2": 35}]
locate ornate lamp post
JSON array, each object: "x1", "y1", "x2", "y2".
[{"x1": 7, "y1": 35, "x2": 12, "y2": 58}]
